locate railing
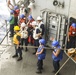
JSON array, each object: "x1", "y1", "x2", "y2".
[{"x1": 0, "y1": 20, "x2": 9, "y2": 44}]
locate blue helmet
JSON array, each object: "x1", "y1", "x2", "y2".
[
  {"x1": 19, "y1": 14, "x2": 25, "y2": 19},
  {"x1": 10, "y1": 10, "x2": 14, "y2": 14},
  {"x1": 39, "y1": 39, "x2": 46, "y2": 45},
  {"x1": 71, "y1": 23, "x2": 76, "y2": 28},
  {"x1": 52, "y1": 41, "x2": 59, "y2": 47},
  {"x1": 14, "y1": 6, "x2": 18, "y2": 10},
  {"x1": 28, "y1": 15, "x2": 33, "y2": 20}
]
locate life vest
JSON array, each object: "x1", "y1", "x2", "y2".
[
  {"x1": 69, "y1": 26, "x2": 76, "y2": 36},
  {"x1": 20, "y1": 28, "x2": 28, "y2": 39},
  {"x1": 13, "y1": 32, "x2": 21, "y2": 45},
  {"x1": 10, "y1": 15, "x2": 15, "y2": 24},
  {"x1": 19, "y1": 18, "x2": 26, "y2": 26},
  {"x1": 37, "y1": 45, "x2": 46, "y2": 60},
  {"x1": 28, "y1": 19, "x2": 34, "y2": 28},
  {"x1": 37, "y1": 21, "x2": 44, "y2": 35},
  {"x1": 52, "y1": 46, "x2": 63, "y2": 61},
  {"x1": 33, "y1": 27, "x2": 40, "y2": 40},
  {"x1": 14, "y1": 9, "x2": 20, "y2": 17}
]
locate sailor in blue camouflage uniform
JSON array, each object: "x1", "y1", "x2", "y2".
[
  {"x1": 36, "y1": 39, "x2": 46, "y2": 74},
  {"x1": 52, "y1": 40, "x2": 63, "y2": 75}
]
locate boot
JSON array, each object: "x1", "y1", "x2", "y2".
[
  {"x1": 37, "y1": 67, "x2": 43, "y2": 70},
  {"x1": 36, "y1": 70, "x2": 42, "y2": 74},
  {"x1": 17, "y1": 57, "x2": 23, "y2": 61},
  {"x1": 12, "y1": 55, "x2": 18, "y2": 58},
  {"x1": 25, "y1": 47, "x2": 28, "y2": 52}
]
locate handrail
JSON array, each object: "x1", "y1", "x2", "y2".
[
  {"x1": 0, "y1": 30, "x2": 9, "y2": 44},
  {"x1": 0, "y1": 24, "x2": 6, "y2": 29},
  {"x1": 0, "y1": 20, "x2": 9, "y2": 44}
]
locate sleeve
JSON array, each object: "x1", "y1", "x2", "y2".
[
  {"x1": 24, "y1": 8, "x2": 28, "y2": 13},
  {"x1": 16, "y1": 35, "x2": 21, "y2": 43},
  {"x1": 40, "y1": 24, "x2": 45, "y2": 35}
]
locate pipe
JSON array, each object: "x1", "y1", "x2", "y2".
[{"x1": 64, "y1": 0, "x2": 71, "y2": 49}]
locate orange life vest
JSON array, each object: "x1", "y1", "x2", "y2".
[
  {"x1": 19, "y1": 18, "x2": 26, "y2": 26},
  {"x1": 69, "y1": 26, "x2": 76, "y2": 36},
  {"x1": 14, "y1": 9, "x2": 20, "y2": 17},
  {"x1": 28, "y1": 19, "x2": 34, "y2": 28}
]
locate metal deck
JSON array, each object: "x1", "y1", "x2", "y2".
[{"x1": 0, "y1": 36, "x2": 75, "y2": 75}]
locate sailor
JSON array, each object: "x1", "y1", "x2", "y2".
[
  {"x1": 52, "y1": 40, "x2": 63, "y2": 75},
  {"x1": 14, "y1": 6, "x2": 20, "y2": 25},
  {"x1": 32, "y1": 21, "x2": 41, "y2": 54},
  {"x1": 20, "y1": 22, "x2": 28, "y2": 51},
  {"x1": 12, "y1": 26, "x2": 23, "y2": 61},
  {"x1": 67, "y1": 23, "x2": 76, "y2": 48},
  {"x1": 18, "y1": 14, "x2": 26, "y2": 26},
  {"x1": 7, "y1": 1, "x2": 20, "y2": 25},
  {"x1": 8, "y1": 10, "x2": 15, "y2": 37},
  {"x1": 37, "y1": 16, "x2": 45, "y2": 38},
  {"x1": 36, "y1": 39, "x2": 46, "y2": 74},
  {"x1": 27, "y1": 15, "x2": 34, "y2": 45},
  {"x1": 20, "y1": 4, "x2": 25, "y2": 15}
]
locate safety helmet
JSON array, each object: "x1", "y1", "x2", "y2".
[
  {"x1": 19, "y1": 14, "x2": 25, "y2": 19},
  {"x1": 10, "y1": 10, "x2": 14, "y2": 14},
  {"x1": 21, "y1": 22, "x2": 26, "y2": 27},
  {"x1": 14, "y1": 6, "x2": 18, "y2": 10},
  {"x1": 37, "y1": 16, "x2": 42, "y2": 20},
  {"x1": 21, "y1": 4, "x2": 24, "y2": 7},
  {"x1": 14, "y1": 26, "x2": 20, "y2": 31},
  {"x1": 52, "y1": 40, "x2": 59, "y2": 47},
  {"x1": 39, "y1": 39, "x2": 46, "y2": 45},
  {"x1": 28, "y1": 2, "x2": 33, "y2": 8},
  {"x1": 71, "y1": 23, "x2": 76, "y2": 28},
  {"x1": 31, "y1": 21, "x2": 37, "y2": 26},
  {"x1": 28, "y1": 15, "x2": 33, "y2": 20}
]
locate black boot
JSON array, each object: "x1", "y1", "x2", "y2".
[
  {"x1": 25, "y1": 47, "x2": 28, "y2": 52},
  {"x1": 36, "y1": 70, "x2": 42, "y2": 74},
  {"x1": 12, "y1": 55, "x2": 18, "y2": 58},
  {"x1": 17, "y1": 57, "x2": 23, "y2": 61}
]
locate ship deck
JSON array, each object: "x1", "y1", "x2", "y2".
[{"x1": 0, "y1": 35, "x2": 76, "y2": 75}]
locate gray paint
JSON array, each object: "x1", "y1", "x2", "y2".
[
  {"x1": 31, "y1": 0, "x2": 71, "y2": 19},
  {"x1": 29, "y1": 0, "x2": 76, "y2": 47}
]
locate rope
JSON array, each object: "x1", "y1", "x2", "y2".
[
  {"x1": 0, "y1": 43, "x2": 69, "y2": 51},
  {"x1": 0, "y1": 44, "x2": 52, "y2": 50},
  {"x1": 0, "y1": 43, "x2": 73, "y2": 51},
  {"x1": 55, "y1": 55, "x2": 73, "y2": 75}
]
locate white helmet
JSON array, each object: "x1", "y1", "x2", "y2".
[
  {"x1": 21, "y1": 4, "x2": 24, "y2": 7},
  {"x1": 21, "y1": 22, "x2": 26, "y2": 27},
  {"x1": 32, "y1": 21, "x2": 37, "y2": 26},
  {"x1": 37, "y1": 16, "x2": 42, "y2": 20},
  {"x1": 28, "y1": 2, "x2": 34, "y2": 8}
]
